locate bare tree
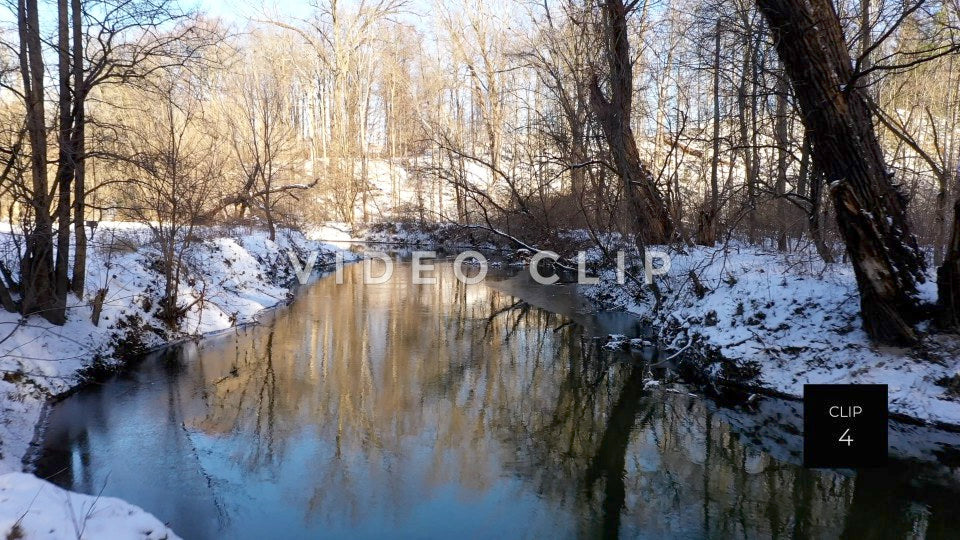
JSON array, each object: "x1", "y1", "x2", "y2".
[
  {"x1": 756, "y1": 0, "x2": 928, "y2": 344},
  {"x1": 113, "y1": 66, "x2": 224, "y2": 325},
  {"x1": 17, "y1": 0, "x2": 60, "y2": 323},
  {"x1": 216, "y1": 32, "x2": 314, "y2": 239},
  {"x1": 589, "y1": 0, "x2": 674, "y2": 246}
]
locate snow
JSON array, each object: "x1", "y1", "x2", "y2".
[
  {"x1": 310, "y1": 220, "x2": 513, "y2": 251},
  {"x1": 0, "y1": 473, "x2": 179, "y2": 539},
  {"x1": 360, "y1": 221, "x2": 458, "y2": 247},
  {"x1": 589, "y1": 241, "x2": 960, "y2": 428},
  {"x1": 308, "y1": 222, "x2": 356, "y2": 246},
  {"x1": 0, "y1": 222, "x2": 356, "y2": 536}
]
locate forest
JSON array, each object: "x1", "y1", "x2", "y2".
[
  {"x1": 2, "y1": 0, "x2": 960, "y2": 536},
  {"x1": 1, "y1": 0, "x2": 959, "y2": 343}
]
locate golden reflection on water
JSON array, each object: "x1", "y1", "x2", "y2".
[{"x1": 181, "y1": 263, "x2": 853, "y2": 537}]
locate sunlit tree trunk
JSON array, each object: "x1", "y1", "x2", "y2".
[{"x1": 18, "y1": 0, "x2": 62, "y2": 323}]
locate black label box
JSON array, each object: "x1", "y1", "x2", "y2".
[{"x1": 803, "y1": 384, "x2": 888, "y2": 468}]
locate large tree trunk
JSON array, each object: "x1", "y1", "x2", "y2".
[
  {"x1": 756, "y1": 0, "x2": 926, "y2": 344},
  {"x1": 590, "y1": 0, "x2": 673, "y2": 245},
  {"x1": 18, "y1": 0, "x2": 62, "y2": 324}
]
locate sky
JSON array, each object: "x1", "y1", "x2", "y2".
[
  {"x1": 199, "y1": 0, "x2": 316, "y2": 26},
  {"x1": 196, "y1": 0, "x2": 438, "y2": 29}
]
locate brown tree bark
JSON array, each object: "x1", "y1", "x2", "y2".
[
  {"x1": 807, "y1": 163, "x2": 835, "y2": 264},
  {"x1": 70, "y1": 0, "x2": 86, "y2": 298},
  {"x1": 756, "y1": 0, "x2": 926, "y2": 344},
  {"x1": 698, "y1": 19, "x2": 722, "y2": 247},
  {"x1": 737, "y1": 18, "x2": 758, "y2": 244},
  {"x1": 53, "y1": 0, "x2": 73, "y2": 313},
  {"x1": 18, "y1": 0, "x2": 62, "y2": 323},
  {"x1": 589, "y1": 0, "x2": 673, "y2": 245},
  {"x1": 774, "y1": 70, "x2": 790, "y2": 251}
]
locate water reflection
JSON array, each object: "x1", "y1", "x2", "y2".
[{"x1": 35, "y1": 263, "x2": 960, "y2": 538}]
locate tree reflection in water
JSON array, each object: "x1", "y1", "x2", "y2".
[{"x1": 35, "y1": 262, "x2": 960, "y2": 538}]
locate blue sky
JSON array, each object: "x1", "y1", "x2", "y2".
[
  {"x1": 196, "y1": 0, "x2": 437, "y2": 27},
  {"x1": 197, "y1": 0, "x2": 316, "y2": 25},
  {"x1": 0, "y1": 0, "x2": 313, "y2": 28}
]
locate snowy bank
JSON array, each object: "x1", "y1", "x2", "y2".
[
  {"x1": 591, "y1": 242, "x2": 960, "y2": 428},
  {"x1": 0, "y1": 473, "x2": 179, "y2": 539},
  {"x1": 311, "y1": 220, "x2": 517, "y2": 251},
  {"x1": 0, "y1": 223, "x2": 353, "y2": 535}
]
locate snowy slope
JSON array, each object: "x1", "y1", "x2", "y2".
[
  {"x1": 590, "y1": 241, "x2": 960, "y2": 427},
  {"x1": 0, "y1": 473, "x2": 179, "y2": 539}
]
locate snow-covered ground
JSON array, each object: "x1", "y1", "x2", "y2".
[
  {"x1": 310, "y1": 220, "x2": 516, "y2": 251},
  {"x1": 0, "y1": 473, "x2": 179, "y2": 539},
  {"x1": 590, "y1": 241, "x2": 960, "y2": 428},
  {"x1": 0, "y1": 223, "x2": 354, "y2": 535}
]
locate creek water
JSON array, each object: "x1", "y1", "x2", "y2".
[{"x1": 33, "y1": 260, "x2": 960, "y2": 538}]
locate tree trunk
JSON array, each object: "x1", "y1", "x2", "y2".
[
  {"x1": 749, "y1": 26, "x2": 763, "y2": 244},
  {"x1": 590, "y1": 0, "x2": 673, "y2": 246},
  {"x1": 798, "y1": 128, "x2": 834, "y2": 261},
  {"x1": 797, "y1": 128, "x2": 810, "y2": 199},
  {"x1": 70, "y1": 0, "x2": 86, "y2": 298},
  {"x1": 774, "y1": 70, "x2": 789, "y2": 251},
  {"x1": 698, "y1": 19, "x2": 722, "y2": 247},
  {"x1": 756, "y1": 0, "x2": 926, "y2": 344},
  {"x1": 737, "y1": 19, "x2": 758, "y2": 244},
  {"x1": 859, "y1": 0, "x2": 872, "y2": 85},
  {"x1": 808, "y1": 165, "x2": 835, "y2": 264},
  {"x1": 18, "y1": 0, "x2": 62, "y2": 324},
  {"x1": 53, "y1": 0, "x2": 73, "y2": 314},
  {"x1": 0, "y1": 277, "x2": 15, "y2": 313}
]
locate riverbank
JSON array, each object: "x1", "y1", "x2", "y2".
[
  {"x1": 590, "y1": 241, "x2": 960, "y2": 429},
  {"x1": 316, "y1": 221, "x2": 516, "y2": 250},
  {"x1": 335, "y1": 220, "x2": 960, "y2": 428},
  {"x1": 0, "y1": 223, "x2": 352, "y2": 538},
  {"x1": 0, "y1": 473, "x2": 179, "y2": 539}
]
